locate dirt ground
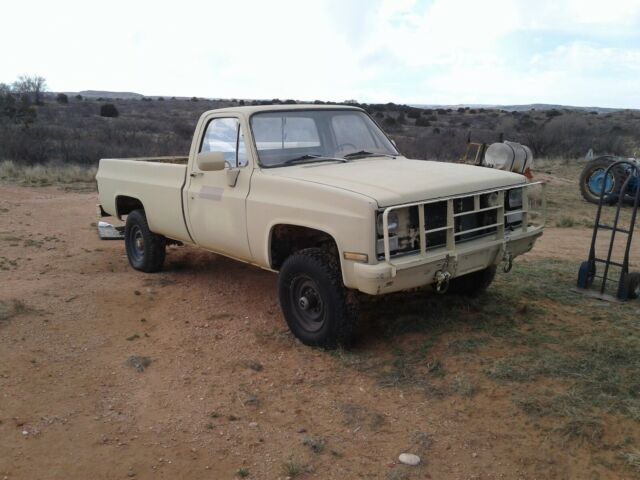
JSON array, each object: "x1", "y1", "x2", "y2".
[{"x1": 1, "y1": 175, "x2": 640, "y2": 479}]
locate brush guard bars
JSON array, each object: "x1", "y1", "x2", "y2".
[{"x1": 351, "y1": 182, "x2": 545, "y2": 295}]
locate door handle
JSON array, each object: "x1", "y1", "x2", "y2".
[{"x1": 190, "y1": 172, "x2": 203, "y2": 178}]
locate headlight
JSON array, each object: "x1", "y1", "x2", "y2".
[
  {"x1": 376, "y1": 211, "x2": 399, "y2": 236},
  {"x1": 508, "y1": 188, "x2": 523, "y2": 209},
  {"x1": 486, "y1": 192, "x2": 500, "y2": 207}
]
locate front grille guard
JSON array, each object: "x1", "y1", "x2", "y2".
[{"x1": 380, "y1": 182, "x2": 546, "y2": 266}]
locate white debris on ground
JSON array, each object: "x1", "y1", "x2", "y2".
[{"x1": 398, "y1": 453, "x2": 421, "y2": 466}]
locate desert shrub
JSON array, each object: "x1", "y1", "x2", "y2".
[
  {"x1": 0, "y1": 160, "x2": 97, "y2": 185},
  {"x1": 100, "y1": 103, "x2": 119, "y2": 118},
  {"x1": 172, "y1": 120, "x2": 194, "y2": 139},
  {"x1": 397, "y1": 113, "x2": 406, "y2": 124},
  {"x1": 0, "y1": 76, "x2": 637, "y2": 167},
  {"x1": 56, "y1": 93, "x2": 68, "y2": 104},
  {"x1": 0, "y1": 92, "x2": 37, "y2": 125}
]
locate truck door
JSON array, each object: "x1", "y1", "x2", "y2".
[{"x1": 184, "y1": 116, "x2": 252, "y2": 259}]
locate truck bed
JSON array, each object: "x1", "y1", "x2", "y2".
[{"x1": 96, "y1": 158, "x2": 191, "y2": 242}]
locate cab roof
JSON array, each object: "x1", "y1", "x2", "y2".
[{"x1": 201, "y1": 103, "x2": 364, "y2": 117}]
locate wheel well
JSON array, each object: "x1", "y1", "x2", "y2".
[
  {"x1": 115, "y1": 196, "x2": 144, "y2": 218},
  {"x1": 270, "y1": 225, "x2": 338, "y2": 270}
]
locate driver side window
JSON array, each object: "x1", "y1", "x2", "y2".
[{"x1": 200, "y1": 117, "x2": 248, "y2": 168}]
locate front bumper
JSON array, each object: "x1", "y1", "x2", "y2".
[{"x1": 351, "y1": 226, "x2": 542, "y2": 295}]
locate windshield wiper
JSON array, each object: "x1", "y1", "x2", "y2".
[
  {"x1": 282, "y1": 154, "x2": 348, "y2": 166},
  {"x1": 343, "y1": 150, "x2": 397, "y2": 159}
]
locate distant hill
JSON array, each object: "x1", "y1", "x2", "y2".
[
  {"x1": 71, "y1": 90, "x2": 145, "y2": 99},
  {"x1": 411, "y1": 103, "x2": 623, "y2": 113},
  {"x1": 53, "y1": 91, "x2": 629, "y2": 113}
]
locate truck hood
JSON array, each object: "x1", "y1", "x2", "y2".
[{"x1": 264, "y1": 157, "x2": 526, "y2": 207}]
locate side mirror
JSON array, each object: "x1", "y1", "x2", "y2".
[{"x1": 196, "y1": 151, "x2": 225, "y2": 171}]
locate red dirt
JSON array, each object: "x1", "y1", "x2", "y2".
[{"x1": 0, "y1": 185, "x2": 637, "y2": 479}]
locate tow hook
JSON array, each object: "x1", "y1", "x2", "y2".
[
  {"x1": 434, "y1": 270, "x2": 451, "y2": 294},
  {"x1": 502, "y1": 251, "x2": 514, "y2": 273}
]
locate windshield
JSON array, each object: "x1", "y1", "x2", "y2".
[{"x1": 250, "y1": 109, "x2": 398, "y2": 167}]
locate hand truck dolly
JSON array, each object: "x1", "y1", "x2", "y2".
[{"x1": 577, "y1": 160, "x2": 640, "y2": 300}]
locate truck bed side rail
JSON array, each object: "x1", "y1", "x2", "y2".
[{"x1": 101, "y1": 156, "x2": 189, "y2": 165}]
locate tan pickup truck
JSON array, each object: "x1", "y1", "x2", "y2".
[{"x1": 96, "y1": 104, "x2": 544, "y2": 347}]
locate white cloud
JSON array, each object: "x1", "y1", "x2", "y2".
[{"x1": 1, "y1": 0, "x2": 639, "y2": 107}]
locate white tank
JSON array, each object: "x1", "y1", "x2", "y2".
[
  {"x1": 484, "y1": 141, "x2": 533, "y2": 173},
  {"x1": 522, "y1": 144, "x2": 534, "y2": 171}
]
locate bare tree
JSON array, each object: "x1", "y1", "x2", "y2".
[{"x1": 12, "y1": 75, "x2": 47, "y2": 105}]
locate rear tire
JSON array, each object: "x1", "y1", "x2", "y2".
[
  {"x1": 278, "y1": 248, "x2": 356, "y2": 348},
  {"x1": 124, "y1": 209, "x2": 166, "y2": 273},
  {"x1": 447, "y1": 266, "x2": 497, "y2": 296},
  {"x1": 579, "y1": 158, "x2": 626, "y2": 204}
]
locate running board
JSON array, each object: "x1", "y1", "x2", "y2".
[{"x1": 98, "y1": 221, "x2": 125, "y2": 240}]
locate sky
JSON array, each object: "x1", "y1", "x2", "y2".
[{"x1": 2, "y1": 0, "x2": 640, "y2": 108}]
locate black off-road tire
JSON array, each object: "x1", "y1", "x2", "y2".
[
  {"x1": 124, "y1": 209, "x2": 166, "y2": 273},
  {"x1": 447, "y1": 266, "x2": 497, "y2": 297},
  {"x1": 278, "y1": 248, "x2": 356, "y2": 348},
  {"x1": 579, "y1": 157, "x2": 627, "y2": 204}
]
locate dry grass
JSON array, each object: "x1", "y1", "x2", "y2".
[
  {"x1": 533, "y1": 157, "x2": 606, "y2": 228},
  {"x1": 335, "y1": 253, "x2": 639, "y2": 476},
  {"x1": 620, "y1": 450, "x2": 640, "y2": 474},
  {"x1": 282, "y1": 458, "x2": 311, "y2": 477},
  {"x1": 0, "y1": 160, "x2": 96, "y2": 189}
]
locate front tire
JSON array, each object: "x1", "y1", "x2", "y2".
[
  {"x1": 278, "y1": 248, "x2": 356, "y2": 348},
  {"x1": 124, "y1": 209, "x2": 166, "y2": 273},
  {"x1": 447, "y1": 266, "x2": 497, "y2": 296}
]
